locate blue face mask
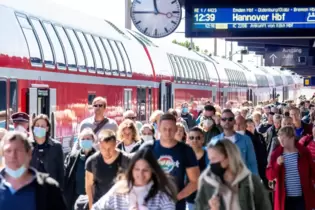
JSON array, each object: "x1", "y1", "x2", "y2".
[
  {"x1": 5, "y1": 165, "x2": 26, "y2": 179},
  {"x1": 182, "y1": 107, "x2": 189, "y2": 113},
  {"x1": 33, "y1": 127, "x2": 46, "y2": 138},
  {"x1": 80, "y1": 139, "x2": 93, "y2": 150}
]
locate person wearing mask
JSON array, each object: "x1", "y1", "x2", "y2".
[
  {"x1": 181, "y1": 103, "x2": 196, "y2": 129},
  {"x1": 149, "y1": 110, "x2": 164, "y2": 139},
  {"x1": 168, "y1": 108, "x2": 188, "y2": 131},
  {"x1": 235, "y1": 115, "x2": 268, "y2": 187},
  {"x1": 122, "y1": 110, "x2": 143, "y2": 133},
  {"x1": 64, "y1": 128, "x2": 97, "y2": 210},
  {"x1": 91, "y1": 147, "x2": 177, "y2": 210},
  {"x1": 0, "y1": 128, "x2": 7, "y2": 168},
  {"x1": 116, "y1": 119, "x2": 142, "y2": 154},
  {"x1": 290, "y1": 107, "x2": 313, "y2": 139},
  {"x1": 195, "y1": 139, "x2": 271, "y2": 210},
  {"x1": 186, "y1": 127, "x2": 209, "y2": 210},
  {"x1": 196, "y1": 105, "x2": 216, "y2": 125},
  {"x1": 139, "y1": 124, "x2": 155, "y2": 142},
  {"x1": 174, "y1": 123, "x2": 187, "y2": 143},
  {"x1": 85, "y1": 129, "x2": 130, "y2": 209},
  {"x1": 210, "y1": 109, "x2": 258, "y2": 175},
  {"x1": 79, "y1": 97, "x2": 118, "y2": 135},
  {"x1": 200, "y1": 117, "x2": 221, "y2": 145},
  {"x1": 11, "y1": 112, "x2": 29, "y2": 134},
  {"x1": 266, "y1": 126, "x2": 315, "y2": 210},
  {"x1": 141, "y1": 113, "x2": 200, "y2": 210},
  {"x1": 0, "y1": 131, "x2": 67, "y2": 210},
  {"x1": 30, "y1": 114, "x2": 64, "y2": 190}
]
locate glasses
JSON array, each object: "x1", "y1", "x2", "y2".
[
  {"x1": 221, "y1": 117, "x2": 234, "y2": 122},
  {"x1": 189, "y1": 136, "x2": 201, "y2": 141},
  {"x1": 93, "y1": 104, "x2": 104, "y2": 108},
  {"x1": 127, "y1": 117, "x2": 136, "y2": 120}
]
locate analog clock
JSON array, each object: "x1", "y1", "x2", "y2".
[{"x1": 130, "y1": 0, "x2": 182, "y2": 38}]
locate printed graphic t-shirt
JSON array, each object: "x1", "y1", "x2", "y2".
[{"x1": 152, "y1": 140, "x2": 198, "y2": 210}]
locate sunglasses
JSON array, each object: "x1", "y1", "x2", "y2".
[
  {"x1": 93, "y1": 104, "x2": 104, "y2": 108},
  {"x1": 127, "y1": 117, "x2": 136, "y2": 120},
  {"x1": 221, "y1": 117, "x2": 234, "y2": 122},
  {"x1": 189, "y1": 136, "x2": 201, "y2": 140}
]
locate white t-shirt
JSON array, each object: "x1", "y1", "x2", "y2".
[
  {"x1": 124, "y1": 142, "x2": 137, "y2": 153},
  {"x1": 224, "y1": 135, "x2": 236, "y2": 143}
]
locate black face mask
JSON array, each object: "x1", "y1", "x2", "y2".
[{"x1": 210, "y1": 162, "x2": 227, "y2": 182}]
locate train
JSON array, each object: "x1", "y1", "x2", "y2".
[{"x1": 0, "y1": 0, "x2": 303, "y2": 148}]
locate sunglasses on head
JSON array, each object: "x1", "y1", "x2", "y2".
[
  {"x1": 93, "y1": 104, "x2": 104, "y2": 108},
  {"x1": 189, "y1": 136, "x2": 201, "y2": 141},
  {"x1": 221, "y1": 117, "x2": 234, "y2": 122}
]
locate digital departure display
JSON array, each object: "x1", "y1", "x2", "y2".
[
  {"x1": 193, "y1": 7, "x2": 315, "y2": 30},
  {"x1": 186, "y1": 7, "x2": 315, "y2": 37}
]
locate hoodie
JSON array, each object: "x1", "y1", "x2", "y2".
[{"x1": 195, "y1": 167, "x2": 271, "y2": 210}]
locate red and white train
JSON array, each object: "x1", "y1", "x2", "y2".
[{"x1": 0, "y1": 0, "x2": 303, "y2": 145}]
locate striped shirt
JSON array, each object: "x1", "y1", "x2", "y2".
[
  {"x1": 92, "y1": 190, "x2": 175, "y2": 210},
  {"x1": 283, "y1": 152, "x2": 302, "y2": 196}
]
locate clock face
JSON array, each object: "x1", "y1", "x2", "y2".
[{"x1": 131, "y1": 0, "x2": 182, "y2": 38}]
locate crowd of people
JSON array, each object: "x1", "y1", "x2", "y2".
[{"x1": 1, "y1": 96, "x2": 315, "y2": 210}]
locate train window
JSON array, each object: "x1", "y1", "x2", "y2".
[
  {"x1": 124, "y1": 89, "x2": 132, "y2": 111},
  {"x1": 29, "y1": 18, "x2": 54, "y2": 68},
  {"x1": 102, "y1": 38, "x2": 118, "y2": 75},
  {"x1": 86, "y1": 34, "x2": 103, "y2": 73},
  {"x1": 55, "y1": 26, "x2": 77, "y2": 71},
  {"x1": 117, "y1": 42, "x2": 132, "y2": 76},
  {"x1": 16, "y1": 15, "x2": 42, "y2": 66},
  {"x1": 88, "y1": 93, "x2": 96, "y2": 105},
  {"x1": 10, "y1": 81, "x2": 18, "y2": 112},
  {"x1": 43, "y1": 22, "x2": 66, "y2": 70},
  {"x1": 94, "y1": 36, "x2": 111, "y2": 75},
  {"x1": 76, "y1": 31, "x2": 95, "y2": 71},
  {"x1": 66, "y1": 29, "x2": 86, "y2": 71},
  {"x1": 0, "y1": 80, "x2": 6, "y2": 113},
  {"x1": 109, "y1": 40, "x2": 125, "y2": 76}
]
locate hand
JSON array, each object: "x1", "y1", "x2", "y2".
[
  {"x1": 277, "y1": 156, "x2": 284, "y2": 165},
  {"x1": 208, "y1": 196, "x2": 220, "y2": 210}
]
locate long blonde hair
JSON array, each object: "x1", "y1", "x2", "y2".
[
  {"x1": 208, "y1": 139, "x2": 246, "y2": 175},
  {"x1": 117, "y1": 119, "x2": 140, "y2": 142}
]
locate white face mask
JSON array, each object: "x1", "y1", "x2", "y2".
[
  {"x1": 203, "y1": 119, "x2": 214, "y2": 127},
  {"x1": 142, "y1": 135, "x2": 154, "y2": 141},
  {"x1": 236, "y1": 130, "x2": 245, "y2": 135},
  {"x1": 15, "y1": 125, "x2": 26, "y2": 133}
]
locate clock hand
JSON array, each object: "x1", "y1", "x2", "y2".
[
  {"x1": 132, "y1": 11, "x2": 156, "y2": 14},
  {"x1": 153, "y1": 0, "x2": 159, "y2": 14}
]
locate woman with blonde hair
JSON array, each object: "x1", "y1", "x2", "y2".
[
  {"x1": 195, "y1": 139, "x2": 271, "y2": 210},
  {"x1": 149, "y1": 110, "x2": 164, "y2": 139},
  {"x1": 116, "y1": 119, "x2": 142, "y2": 153}
]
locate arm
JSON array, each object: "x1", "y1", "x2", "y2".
[
  {"x1": 85, "y1": 171, "x2": 94, "y2": 210},
  {"x1": 266, "y1": 151, "x2": 281, "y2": 181},
  {"x1": 178, "y1": 166, "x2": 200, "y2": 200},
  {"x1": 195, "y1": 174, "x2": 211, "y2": 210},
  {"x1": 56, "y1": 143, "x2": 65, "y2": 190},
  {"x1": 245, "y1": 136, "x2": 259, "y2": 175}
]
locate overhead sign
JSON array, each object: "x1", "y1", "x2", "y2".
[
  {"x1": 185, "y1": 7, "x2": 315, "y2": 37},
  {"x1": 264, "y1": 46, "x2": 309, "y2": 66}
]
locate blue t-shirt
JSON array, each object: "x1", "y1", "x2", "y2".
[{"x1": 152, "y1": 140, "x2": 198, "y2": 210}]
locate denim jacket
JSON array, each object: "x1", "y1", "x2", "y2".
[{"x1": 210, "y1": 133, "x2": 258, "y2": 175}]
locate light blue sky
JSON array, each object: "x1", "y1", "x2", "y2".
[{"x1": 47, "y1": 0, "x2": 261, "y2": 64}]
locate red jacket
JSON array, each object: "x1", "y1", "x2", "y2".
[{"x1": 266, "y1": 143, "x2": 315, "y2": 210}]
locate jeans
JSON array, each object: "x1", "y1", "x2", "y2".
[{"x1": 186, "y1": 202, "x2": 195, "y2": 210}]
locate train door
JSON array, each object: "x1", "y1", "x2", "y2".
[
  {"x1": 26, "y1": 85, "x2": 56, "y2": 137},
  {"x1": 247, "y1": 89, "x2": 253, "y2": 102},
  {"x1": 160, "y1": 81, "x2": 173, "y2": 112},
  {"x1": 136, "y1": 87, "x2": 146, "y2": 122}
]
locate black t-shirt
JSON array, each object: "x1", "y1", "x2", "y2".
[
  {"x1": 186, "y1": 151, "x2": 207, "y2": 203},
  {"x1": 85, "y1": 151, "x2": 129, "y2": 203}
]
